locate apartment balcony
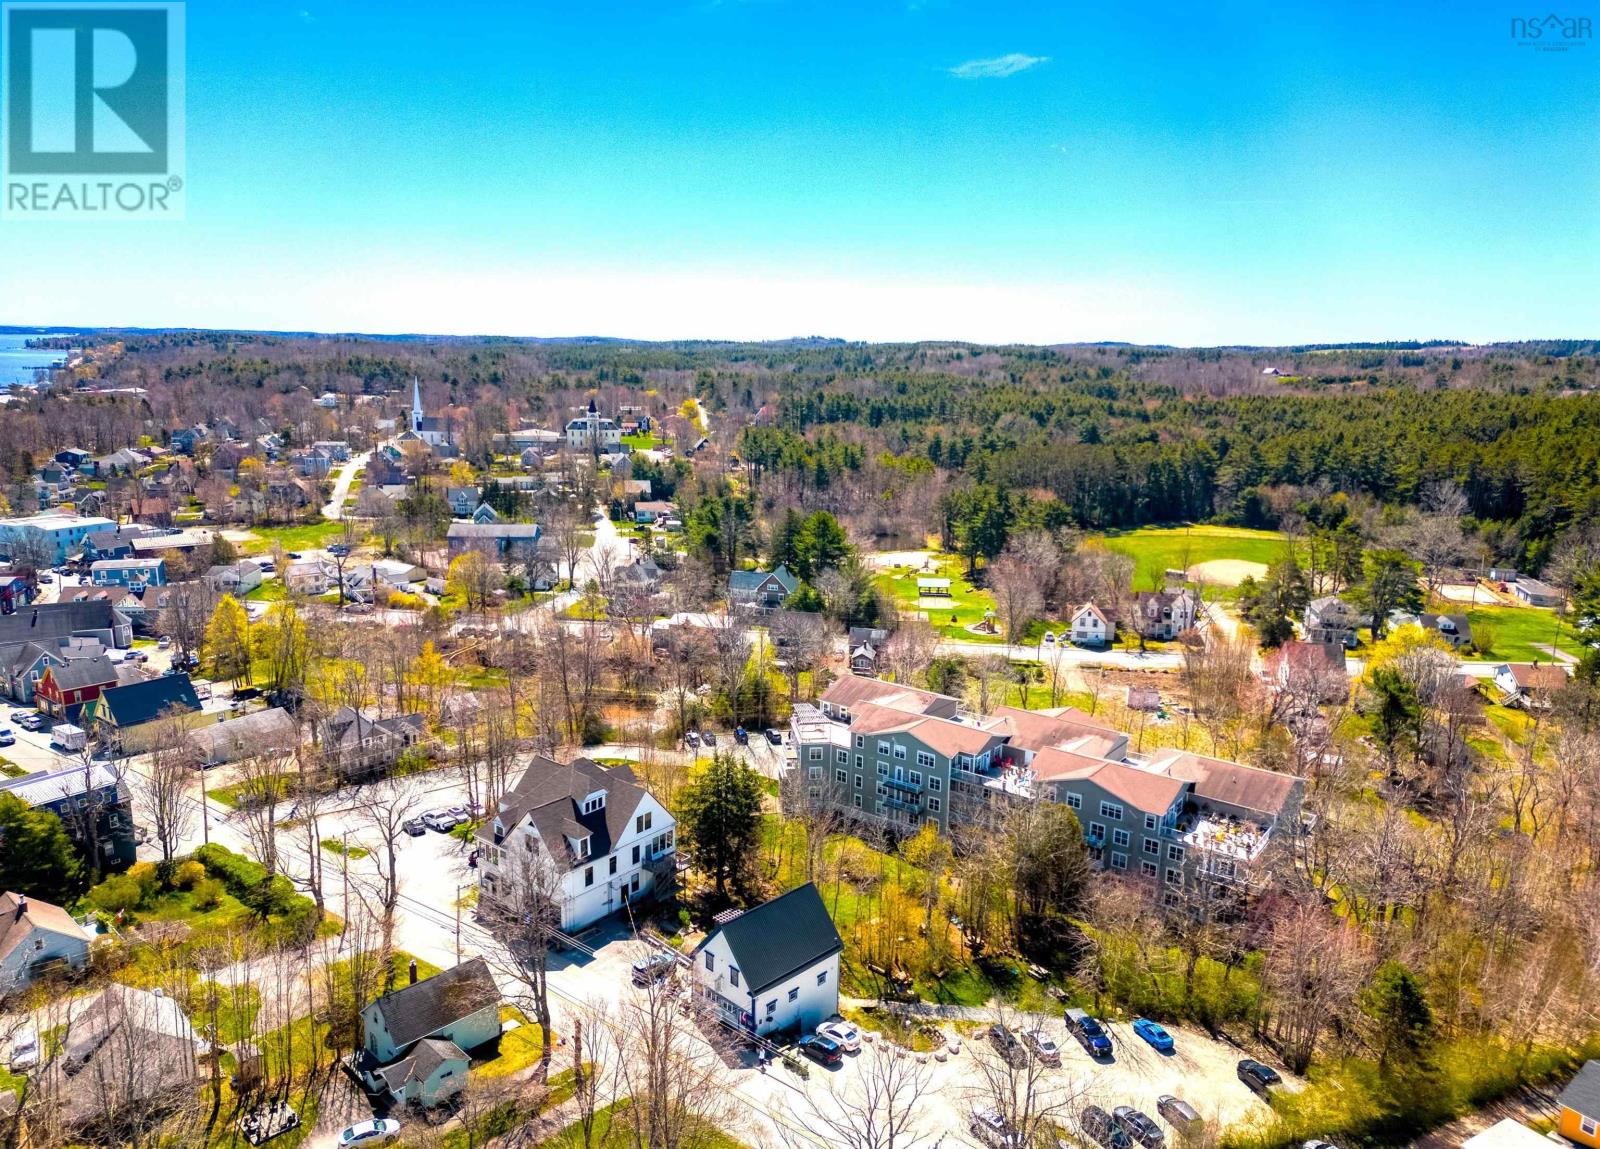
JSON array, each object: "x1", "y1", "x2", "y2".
[
  {"x1": 883, "y1": 794, "x2": 922, "y2": 813},
  {"x1": 882, "y1": 775, "x2": 922, "y2": 794},
  {"x1": 1177, "y1": 810, "x2": 1273, "y2": 862}
]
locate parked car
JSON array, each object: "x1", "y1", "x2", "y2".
[
  {"x1": 8, "y1": 1026, "x2": 39, "y2": 1070},
  {"x1": 37, "y1": 574, "x2": 52, "y2": 585},
  {"x1": 1237, "y1": 1059, "x2": 1283, "y2": 1098},
  {"x1": 684, "y1": 731, "x2": 700, "y2": 748},
  {"x1": 969, "y1": 1109, "x2": 1025, "y2": 1149},
  {"x1": 797, "y1": 1034, "x2": 842, "y2": 1067},
  {"x1": 1081, "y1": 1106, "x2": 1132, "y2": 1149},
  {"x1": 987, "y1": 1023, "x2": 1028, "y2": 1067},
  {"x1": 1113, "y1": 1106, "x2": 1164, "y2": 1149},
  {"x1": 734, "y1": 726, "x2": 748, "y2": 745},
  {"x1": 815, "y1": 1020, "x2": 860, "y2": 1053},
  {"x1": 701, "y1": 730, "x2": 717, "y2": 747},
  {"x1": 1020, "y1": 1028, "x2": 1061, "y2": 1066},
  {"x1": 327, "y1": 543, "x2": 349, "y2": 556},
  {"x1": 630, "y1": 951, "x2": 678, "y2": 986},
  {"x1": 1065, "y1": 1008, "x2": 1113, "y2": 1058},
  {"x1": 764, "y1": 728, "x2": 783, "y2": 745},
  {"x1": 421, "y1": 811, "x2": 460, "y2": 832},
  {"x1": 126, "y1": 650, "x2": 148, "y2": 663},
  {"x1": 1303, "y1": 1141, "x2": 1343, "y2": 1149},
  {"x1": 0, "y1": 731, "x2": 14, "y2": 747},
  {"x1": 1132, "y1": 1018, "x2": 1174, "y2": 1053},
  {"x1": 1043, "y1": 631, "x2": 1056, "y2": 645},
  {"x1": 286, "y1": 552, "x2": 303, "y2": 559},
  {"x1": 157, "y1": 635, "x2": 172, "y2": 649},
  {"x1": 1156, "y1": 1096, "x2": 1202, "y2": 1135},
  {"x1": 401, "y1": 819, "x2": 427, "y2": 837},
  {"x1": 337, "y1": 1120, "x2": 402, "y2": 1146}
]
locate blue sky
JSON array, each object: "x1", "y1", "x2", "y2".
[{"x1": 1, "y1": 0, "x2": 1597, "y2": 343}]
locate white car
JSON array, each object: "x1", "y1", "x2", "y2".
[
  {"x1": 421, "y1": 811, "x2": 460, "y2": 832},
  {"x1": 337, "y1": 1119, "x2": 402, "y2": 1146},
  {"x1": 815, "y1": 1019, "x2": 861, "y2": 1053},
  {"x1": 1043, "y1": 631, "x2": 1056, "y2": 645},
  {"x1": 8, "y1": 1026, "x2": 39, "y2": 1070}
]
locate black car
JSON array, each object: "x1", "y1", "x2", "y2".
[
  {"x1": 764, "y1": 728, "x2": 783, "y2": 745},
  {"x1": 1112, "y1": 1106, "x2": 1164, "y2": 1149},
  {"x1": 401, "y1": 819, "x2": 427, "y2": 837},
  {"x1": 1237, "y1": 1059, "x2": 1283, "y2": 1098},
  {"x1": 987, "y1": 1024, "x2": 1028, "y2": 1067},
  {"x1": 797, "y1": 1034, "x2": 842, "y2": 1066},
  {"x1": 701, "y1": 730, "x2": 717, "y2": 747},
  {"x1": 1065, "y1": 1008, "x2": 1114, "y2": 1058},
  {"x1": 1081, "y1": 1106, "x2": 1133, "y2": 1149}
]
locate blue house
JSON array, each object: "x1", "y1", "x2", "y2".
[{"x1": 90, "y1": 557, "x2": 167, "y2": 588}]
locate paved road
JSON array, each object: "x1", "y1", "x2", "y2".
[
  {"x1": 320, "y1": 450, "x2": 370, "y2": 520},
  {"x1": 934, "y1": 638, "x2": 1186, "y2": 670}
]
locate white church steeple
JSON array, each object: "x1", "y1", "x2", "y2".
[{"x1": 411, "y1": 377, "x2": 424, "y2": 433}]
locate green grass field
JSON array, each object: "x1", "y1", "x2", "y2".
[
  {"x1": 1096, "y1": 524, "x2": 1291, "y2": 591},
  {"x1": 1464, "y1": 605, "x2": 1581, "y2": 663},
  {"x1": 238, "y1": 521, "x2": 349, "y2": 554},
  {"x1": 872, "y1": 555, "x2": 1010, "y2": 642}
]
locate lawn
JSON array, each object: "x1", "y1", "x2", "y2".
[
  {"x1": 1463, "y1": 605, "x2": 1581, "y2": 663},
  {"x1": 238, "y1": 521, "x2": 349, "y2": 554},
  {"x1": 622, "y1": 432, "x2": 663, "y2": 451},
  {"x1": 0, "y1": 758, "x2": 27, "y2": 778},
  {"x1": 533, "y1": 1099, "x2": 750, "y2": 1149},
  {"x1": 472, "y1": 1006, "x2": 546, "y2": 1078},
  {"x1": 1095, "y1": 524, "x2": 1291, "y2": 592},
  {"x1": 245, "y1": 579, "x2": 288, "y2": 602},
  {"x1": 872, "y1": 554, "x2": 1009, "y2": 642},
  {"x1": 320, "y1": 838, "x2": 370, "y2": 860}
]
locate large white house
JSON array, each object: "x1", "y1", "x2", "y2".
[
  {"x1": 565, "y1": 398, "x2": 623, "y2": 450},
  {"x1": 691, "y1": 883, "x2": 843, "y2": 1039},
  {"x1": 476, "y1": 756, "x2": 676, "y2": 931}
]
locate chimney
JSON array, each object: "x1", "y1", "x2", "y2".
[
  {"x1": 408, "y1": 958, "x2": 418, "y2": 985},
  {"x1": 15, "y1": 895, "x2": 27, "y2": 920}
]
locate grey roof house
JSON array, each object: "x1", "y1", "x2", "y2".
[
  {"x1": 729, "y1": 565, "x2": 798, "y2": 610},
  {"x1": 356, "y1": 957, "x2": 502, "y2": 1108}
]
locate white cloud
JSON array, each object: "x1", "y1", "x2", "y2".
[{"x1": 948, "y1": 52, "x2": 1048, "y2": 80}]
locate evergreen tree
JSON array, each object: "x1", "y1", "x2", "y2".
[
  {"x1": 675, "y1": 753, "x2": 764, "y2": 906},
  {"x1": 0, "y1": 793, "x2": 85, "y2": 904}
]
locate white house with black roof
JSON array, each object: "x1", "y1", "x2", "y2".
[
  {"x1": 690, "y1": 883, "x2": 843, "y2": 1038},
  {"x1": 476, "y1": 755, "x2": 676, "y2": 931}
]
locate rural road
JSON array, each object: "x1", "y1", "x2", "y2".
[{"x1": 320, "y1": 450, "x2": 370, "y2": 520}]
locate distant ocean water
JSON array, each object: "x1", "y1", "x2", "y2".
[{"x1": 0, "y1": 333, "x2": 73, "y2": 388}]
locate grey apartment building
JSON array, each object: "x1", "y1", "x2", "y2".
[{"x1": 791, "y1": 676, "x2": 1304, "y2": 895}]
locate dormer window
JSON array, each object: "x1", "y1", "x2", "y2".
[
  {"x1": 581, "y1": 792, "x2": 606, "y2": 815},
  {"x1": 571, "y1": 835, "x2": 591, "y2": 859}
]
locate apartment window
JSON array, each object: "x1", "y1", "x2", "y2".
[
  {"x1": 609, "y1": 856, "x2": 617, "y2": 875},
  {"x1": 817, "y1": 970, "x2": 827, "y2": 986},
  {"x1": 632, "y1": 845, "x2": 641, "y2": 864},
  {"x1": 853, "y1": 795, "x2": 862, "y2": 809},
  {"x1": 1099, "y1": 801, "x2": 1123, "y2": 821},
  {"x1": 1143, "y1": 838, "x2": 1159, "y2": 856},
  {"x1": 1088, "y1": 822, "x2": 1105, "y2": 841},
  {"x1": 636, "y1": 812, "x2": 652, "y2": 834},
  {"x1": 928, "y1": 797, "x2": 941, "y2": 813},
  {"x1": 855, "y1": 755, "x2": 864, "y2": 770},
  {"x1": 1144, "y1": 813, "x2": 1158, "y2": 831},
  {"x1": 854, "y1": 735, "x2": 864, "y2": 749},
  {"x1": 855, "y1": 774, "x2": 863, "y2": 788},
  {"x1": 893, "y1": 744, "x2": 907, "y2": 760},
  {"x1": 1141, "y1": 861, "x2": 1158, "y2": 878},
  {"x1": 836, "y1": 769, "x2": 847, "y2": 784},
  {"x1": 729, "y1": 967, "x2": 740, "y2": 988},
  {"x1": 877, "y1": 740, "x2": 891, "y2": 756},
  {"x1": 705, "y1": 952, "x2": 715, "y2": 972},
  {"x1": 1165, "y1": 868, "x2": 1181, "y2": 885},
  {"x1": 1112, "y1": 828, "x2": 1130, "y2": 848},
  {"x1": 1167, "y1": 845, "x2": 1185, "y2": 863},
  {"x1": 836, "y1": 749, "x2": 847, "y2": 764},
  {"x1": 877, "y1": 762, "x2": 888, "y2": 777},
  {"x1": 916, "y1": 750, "x2": 934, "y2": 769},
  {"x1": 584, "y1": 866, "x2": 594, "y2": 887},
  {"x1": 766, "y1": 1000, "x2": 777, "y2": 1017},
  {"x1": 807, "y1": 767, "x2": 821, "y2": 780},
  {"x1": 808, "y1": 748, "x2": 822, "y2": 761},
  {"x1": 1111, "y1": 852, "x2": 1127, "y2": 870},
  {"x1": 928, "y1": 777, "x2": 942, "y2": 793},
  {"x1": 788, "y1": 987, "x2": 799, "y2": 1003},
  {"x1": 1064, "y1": 792, "x2": 1082, "y2": 810}
]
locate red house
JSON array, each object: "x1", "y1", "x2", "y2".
[{"x1": 35, "y1": 657, "x2": 121, "y2": 721}]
